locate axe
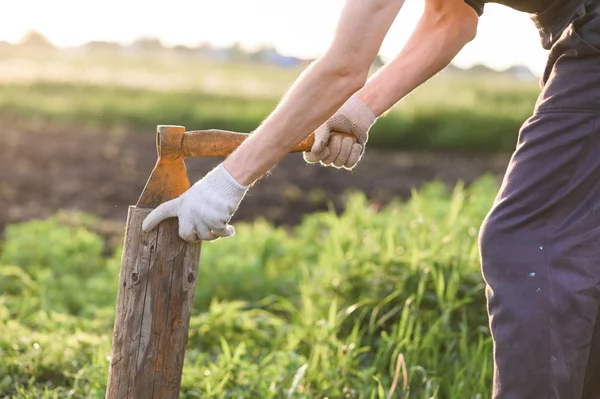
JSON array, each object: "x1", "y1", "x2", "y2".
[{"x1": 105, "y1": 125, "x2": 354, "y2": 398}]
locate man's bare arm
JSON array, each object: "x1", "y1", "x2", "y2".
[
  {"x1": 224, "y1": 0, "x2": 406, "y2": 186},
  {"x1": 357, "y1": 0, "x2": 480, "y2": 116}
]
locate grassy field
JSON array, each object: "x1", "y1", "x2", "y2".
[
  {"x1": 0, "y1": 176, "x2": 497, "y2": 398},
  {"x1": 0, "y1": 50, "x2": 541, "y2": 153},
  {"x1": 2, "y1": 50, "x2": 525, "y2": 397}
]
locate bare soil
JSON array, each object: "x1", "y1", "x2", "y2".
[{"x1": 0, "y1": 117, "x2": 511, "y2": 234}]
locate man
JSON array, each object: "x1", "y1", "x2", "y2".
[{"x1": 143, "y1": 0, "x2": 600, "y2": 396}]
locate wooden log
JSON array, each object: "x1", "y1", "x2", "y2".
[{"x1": 106, "y1": 206, "x2": 201, "y2": 399}]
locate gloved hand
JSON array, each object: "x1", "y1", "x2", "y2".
[
  {"x1": 142, "y1": 163, "x2": 248, "y2": 242},
  {"x1": 303, "y1": 94, "x2": 376, "y2": 170}
]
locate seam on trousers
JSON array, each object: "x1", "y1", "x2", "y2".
[
  {"x1": 543, "y1": 218, "x2": 556, "y2": 399},
  {"x1": 542, "y1": 114, "x2": 600, "y2": 397}
]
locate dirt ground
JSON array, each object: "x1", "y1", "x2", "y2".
[{"x1": 0, "y1": 116, "x2": 512, "y2": 234}]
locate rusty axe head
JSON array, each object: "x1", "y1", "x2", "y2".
[
  {"x1": 136, "y1": 125, "x2": 356, "y2": 209},
  {"x1": 137, "y1": 125, "x2": 190, "y2": 208}
]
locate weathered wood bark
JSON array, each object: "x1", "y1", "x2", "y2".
[
  {"x1": 106, "y1": 206, "x2": 201, "y2": 399},
  {"x1": 106, "y1": 125, "x2": 344, "y2": 397}
]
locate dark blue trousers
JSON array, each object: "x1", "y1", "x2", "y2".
[{"x1": 479, "y1": 1, "x2": 600, "y2": 397}]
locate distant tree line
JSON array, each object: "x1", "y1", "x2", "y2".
[{"x1": 1, "y1": 30, "x2": 535, "y2": 79}]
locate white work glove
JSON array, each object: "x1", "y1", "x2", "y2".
[
  {"x1": 142, "y1": 163, "x2": 248, "y2": 242},
  {"x1": 303, "y1": 94, "x2": 376, "y2": 170}
]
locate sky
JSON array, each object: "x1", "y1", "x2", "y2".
[{"x1": 1, "y1": 0, "x2": 550, "y2": 75}]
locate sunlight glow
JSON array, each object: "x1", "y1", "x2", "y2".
[{"x1": 1, "y1": 0, "x2": 549, "y2": 75}]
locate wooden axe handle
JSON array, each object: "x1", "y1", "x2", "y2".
[{"x1": 182, "y1": 129, "x2": 355, "y2": 158}]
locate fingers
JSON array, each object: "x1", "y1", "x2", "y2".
[
  {"x1": 320, "y1": 135, "x2": 343, "y2": 165},
  {"x1": 194, "y1": 223, "x2": 214, "y2": 242},
  {"x1": 179, "y1": 222, "x2": 219, "y2": 243},
  {"x1": 142, "y1": 198, "x2": 180, "y2": 232},
  {"x1": 211, "y1": 224, "x2": 236, "y2": 238},
  {"x1": 192, "y1": 223, "x2": 235, "y2": 242},
  {"x1": 178, "y1": 217, "x2": 198, "y2": 243},
  {"x1": 178, "y1": 222, "x2": 236, "y2": 243},
  {"x1": 303, "y1": 147, "x2": 330, "y2": 163},
  {"x1": 179, "y1": 216, "x2": 225, "y2": 243},
  {"x1": 303, "y1": 124, "x2": 331, "y2": 163},
  {"x1": 304, "y1": 135, "x2": 363, "y2": 169},
  {"x1": 332, "y1": 137, "x2": 354, "y2": 168},
  {"x1": 311, "y1": 125, "x2": 330, "y2": 153},
  {"x1": 344, "y1": 143, "x2": 363, "y2": 170}
]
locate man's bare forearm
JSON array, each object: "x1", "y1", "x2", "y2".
[
  {"x1": 223, "y1": 0, "x2": 407, "y2": 186},
  {"x1": 357, "y1": 4, "x2": 479, "y2": 116},
  {"x1": 224, "y1": 58, "x2": 364, "y2": 186}
]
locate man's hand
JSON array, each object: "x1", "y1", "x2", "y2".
[
  {"x1": 142, "y1": 163, "x2": 248, "y2": 242},
  {"x1": 303, "y1": 95, "x2": 376, "y2": 170},
  {"x1": 223, "y1": 0, "x2": 407, "y2": 186}
]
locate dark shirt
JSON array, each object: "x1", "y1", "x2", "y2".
[{"x1": 464, "y1": 0, "x2": 585, "y2": 49}]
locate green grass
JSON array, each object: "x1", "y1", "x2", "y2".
[
  {"x1": 0, "y1": 69, "x2": 541, "y2": 153},
  {"x1": 0, "y1": 82, "x2": 275, "y2": 135},
  {"x1": 0, "y1": 176, "x2": 498, "y2": 398}
]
